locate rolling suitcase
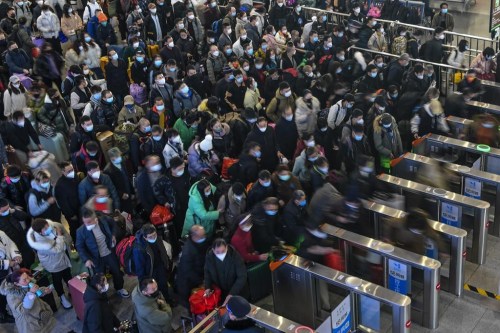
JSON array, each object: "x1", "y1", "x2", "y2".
[
  {"x1": 68, "y1": 273, "x2": 88, "y2": 320},
  {"x1": 96, "y1": 131, "x2": 115, "y2": 163},
  {"x1": 246, "y1": 261, "x2": 272, "y2": 302}
]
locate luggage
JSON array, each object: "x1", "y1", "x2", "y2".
[
  {"x1": 246, "y1": 261, "x2": 272, "y2": 302},
  {"x1": 189, "y1": 286, "x2": 221, "y2": 315},
  {"x1": 100, "y1": 56, "x2": 109, "y2": 75},
  {"x1": 129, "y1": 83, "x2": 147, "y2": 104},
  {"x1": 39, "y1": 133, "x2": 69, "y2": 163},
  {"x1": 150, "y1": 204, "x2": 174, "y2": 227},
  {"x1": 96, "y1": 131, "x2": 114, "y2": 163},
  {"x1": 113, "y1": 122, "x2": 136, "y2": 155},
  {"x1": 221, "y1": 157, "x2": 238, "y2": 180},
  {"x1": 28, "y1": 150, "x2": 62, "y2": 183},
  {"x1": 68, "y1": 273, "x2": 88, "y2": 320}
]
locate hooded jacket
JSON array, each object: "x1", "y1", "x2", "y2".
[
  {"x1": 26, "y1": 220, "x2": 71, "y2": 273},
  {"x1": 38, "y1": 95, "x2": 73, "y2": 133},
  {"x1": 173, "y1": 89, "x2": 202, "y2": 118},
  {"x1": 187, "y1": 141, "x2": 220, "y2": 178},
  {"x1": 204, "y1": 245, "x2": 247, "y2": 298},
  {"x1": 82, "y1": 285, "x2": 120, "y2": 333},
  {"x1": 295, "y1": 96, "x2": 321, "y2": 136},
  {"x1": 266, "y1": 89, "x2": 296, "y2": 123},
  {"x1": 182, "y1": 181, "x2": 219, "y2": 238},
  {"x1": 373, "y1": 114, "x2": 403, "y2": 158},
  {"x1": 131, "y1": 284, "x2": 172, "y2": 333}
]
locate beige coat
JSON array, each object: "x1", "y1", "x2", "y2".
[{"x1": 60, "y1": 14, "x2": 83, "y2": 37}]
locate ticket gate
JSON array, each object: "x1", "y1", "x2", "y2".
[
  {"x1": 363, "y1": 200, "x2": 466, "y2": 296},
  {"x1": 376, "y1": 174, "x2": 490, "y2": 264},
  {"x1": 447, "y1": 115, "x2": 474, "y2": 138},
  {"x1": 188, "y1": 305, "x2": 311, "y2": 333},
  {"x1": 479, "y1": 80, "x2": 500, "y2": 105},
  {"x1": 272, "y1": 254, "x2": 412, "y2": 332},
  {"x1": 466, "y1": 100, "x2": 500, "y2": 116},
  {"x1": 412, "y1": 133, "x2": 500, "y2": 175},
  {"x1": 391, "y1": 152, "x2": 500, "y2": 238},
  {"x1": 318, "y1": 226, "x2": 441, "y2": 329}
]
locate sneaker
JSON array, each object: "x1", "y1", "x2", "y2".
[
  {"x1": 0, "y1": 312, "x2": 15, "y2": 323},
  {"x1": 118, "y1": 288, "x2": 130, "y2": 298},
  {"x1": 60, "y1": 294, "x2": 73, "y2": 309}
]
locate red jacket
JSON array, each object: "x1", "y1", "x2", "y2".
[{"x1": 231, "y1": 227, "x2": 261, "y2": 263}]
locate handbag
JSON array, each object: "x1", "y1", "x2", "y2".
[
  {"x1": 189, "y1": 286, "x2": 222, "y2": 315},
  {"x1": 38, "y1": 122, "x2": 56, "y2": 137},
  {"x1": 58, "y1": 31, "x2": 68, "y2": 43},
  {"x1": 150, "y1": 204, "x2": 174, "y2": 226},
  {"x1": 221, "y1": 157, "x2": 238, "y2": 180}
]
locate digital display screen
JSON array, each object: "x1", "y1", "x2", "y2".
[{"x1": 491, "y1": 0, "x2": 500, "y2": 32}]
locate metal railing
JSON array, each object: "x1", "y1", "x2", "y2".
[
  {"x1": 376, "y1": 173, "x2": 490, "y2": 264},
  {"x1": 363, "y1": 200, "x2": 467, "y2": 296}
]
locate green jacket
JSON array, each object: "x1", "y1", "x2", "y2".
[
  {"x1": 182, "y1": 181, "x2": 219, "y2": 238},
  {"x1": 173, "y1": 118, "x2": 197, "y2": 149},
  {"x1": 131, "y1": 285, "x2": 172, "y2": 333}
]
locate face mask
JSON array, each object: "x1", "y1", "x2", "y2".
[
  {"x1": 265, "y1": 210, "x2": 278, "y2": 216},
  {"x1": 354, "y1": 8, "x2": 361, "y2": 13},
  {"x1": 168, "y1": 42, "x2": 174, "y2": 48},
  {"x1": 284, "y1": 91, "x2": 292, "y2": 97},
  {"x1": 346, "y1": 103, "x2": 353, "y2": 109},
  {"x1": 255, "y1": 63, "x2": 263, "y2": 70},
  {"x1": 175, "y1": 169, "x2": 185, "y2": 177},
  {"x1": 438, "y1": 34, "x2": 445, "y2": 40},
  {"x1": 152, "y1": 135, "x2": 162, "y2": 141},
  {"x1": 338, "y1": 32, "x2": 344, "y2": 38},
  {"x1": 85, "y1": 124, "x2": 94, "y2": 132},
  {"x1": 149, "y1": 164, "x2": 162, "y2": 172},
  {"x1": 88, "y1": 151, "x2": 97, "y2": 157},
  {"x1": 416, "y1": 74, "x2": 424, "y2": 80},
  {"x1": 67, "y1": 171, "x2": 75, "y2": 179},
  {"x1": 111, "y1": 53, "x2": 118, "y2": 60},
  {"x1": 338, "y1": 55, "x2": 345, "y2": 61},
  {"x1": 136, "y1": 56, "x2": 144, "y2": 62},
  {"x1": 277, "y1": 2, "x2": 283, "y2": 6},
  {"x1": 441, "y1": 8, "x2": 448, "y2": 13},
  {"x1": 357, "y1": 119, "x2": 364, "y2": 125},
  {"x1": 253, "y1": 150, "x2": 261, "y2": 158},
  {"x1": 370, "y1": 72, "x2": 377, "y2": 78},
  {"x1": 308, "y1": 156, "x2": 318, "y2": 162},
  {"x1": 113, "y1": 157, "x2": 122, "y2": 165},
  {"x1": 306, "y1": 71, "x2": 314, "y2": 77},
  {"x1": 209, "y1": 38, "x2": 215, "y2": 43},
  {"x1": 242, "y1": 225, "x2": 252, "y2": 232},
  {"x1": 281, "y1": 114, "x2": 293, "y2": 121},
  {"x1": 215, "y1": 252, "x2": 227, "y2": 261},
  {"x1": 322, "y1": 15, "x2": 327, "y2": 22},
  {"x1": 465, "y1": 46, "x2": 470, "y2": 50},
  {"x1": 154, "y1": 60, "x2": 162, "y2": 67},
  {"x1": 298, "y1": 199, "x2": 307, "y2": 207},
  {"x1": 278, "y1": 174, "x2": 291, "y2": 181},
  {"x1": 320, "y1": 127, "x2": 327, "y2": 132},
  {"x1": 10, "y1": 177, "x2": 20, "y2": 183},
  {"x1": 258, "y1": 126, "x2": 266, "y2": 133},
  {"x1": 92, "y1": 171, "x2": 101, "y2": 179},
  {"x1": 306, "y1": 140, "x2": 315, "y2": 147},
  {"x1": 0, "y1": 210, "x2": 9, "y2": 217},
  {"x1": 212, "y1": 50, "x2": 220, "y2": 57},
  {"x1": 211, "y1": 2, "x2": 217, "y2": 7},
  {"x1": 178, "y1": 23, "x2": 184, "y2": 29},
  {"x1": 243, "y1": 65, "x2": 250, "y2": 71},
  {"x1": 157, "y1": 78, "x2": 166, "y2": 85},
  {"x1": 83, "y1": 69, "x2": 90, "y2": 75},
  {"x1": 106, "y1": 97, "x2": 114, "y2": 103},
  {"x1": 86, "y1": 224, "x2": 96, "y2": 231},
  {"x1": 236, "y1": 77, "x2": 244, "y2": 83},
  {"x1": 12, "y1": 83, "x2": 20, "y2": 89},
  {"x1": 101, "y1": 283, "x2": 109, "y2": 293},
  {"x1": 376, "y1": 63, "x2": 384, "y2": 68},
  {"x1": 40, "y1": 181, "x2": 50, "y2": 189},
  {"x1": 85, "y1": 36, "x2": 91, "y2": 42},
  {"x1": 181, "y1": 86, "x2": 189, "y2": 94},
  {"x1": 95, "y1": 197, "x2": 108, "y2": 203},
  {"x1": 188, "y1": 14, "x2": 195, "y2": 20},
  {"x1": 226, "y1": 28, "x2": 232, "y2": 35},
  {"x1": 147, "y1": 236, "x2": 157, "y2": 243},
  {"x1": 354, "y1": 134, "x2": 363, "y2": 141},
  {"x1": 43, "y1": 226, "x2": 53, "y2": 236}
]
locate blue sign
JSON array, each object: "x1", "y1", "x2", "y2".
[
  {"x1": 332, "y1": 296, "x2": 351, "y2": 333},
  {"x1": 388, "y1": 259, "x2": 408, "y2": 295},
  {"x1": 464, "y1": 177, "x2": 481, "y2": 199},
  {"x1": 441, "y1": 202, "x2": 460, "y2": 227}
]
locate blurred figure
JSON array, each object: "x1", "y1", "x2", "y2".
[
  {"x1": 469, "y1": 114, "x2": 500, "y2": 148},
  {"x1": 231, "y1": 214, "x2": 268, "y2": 264},
  {"x1": 470, "y1": 47, "x2": 497, "y2": 81},
  {"x1": 411, "y1": 88, "x2": 450, "y2": 139},
  {"x1": 283, "y1": 190, "x2": 308, "y2": 248},
  {"x1": 222, "y1": 296, "x2": 263, "y2": 333}
]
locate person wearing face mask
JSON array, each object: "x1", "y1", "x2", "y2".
[
  {"x1": 457, "y1": 68, "x2": 483, "y2": 94},
  {"x1": 422, "y1": 27, "x2": 445, "y2": 64},
  {"x1": 26, "y1": 218, "x2": 73, "y2": 310},
  {"x1": 234, "y1": 12, "x2": 249, "y2": 40},
  {"x1": 357, "y1": 64, "x2": 384, "y2": 94},
  {"x1": 447, "y1": 39, "x2": 469, "y2": 69},
  {"x1": 280, "y1": 41, "x2": 298, "y2": 70},
  {"x1": 411, "y1": 87, "x2": 450, "y2": 139},
  {"x1": 0, "y1": 165, "x2": 30, "y2": 211},
  {"x1": 182, "y1": 179, "x2": 221, "y2": 238},
  {"x1": 173, "y1": 81, "x2": 202, "y2": 117},
  {"x1": 104, "y1": 50, "x2": 130, "y2": 110},
  {"x1": 142, "y1": 125, "x2": 169, "y2": 166},
  {"x1": 444, "y1": 88, "x2": 475, "y2": 119},
  {"x1": 82, "y1": 33, "x2": 104, "y2": 78},
  {"x1": 0, "y1": 227, "x2": 19, "y2": 323},
  {"x1": 273, "y1": 105, "x2": 298, "y2": 161},
  {"x1": 373, "y1": 113, "x2": 403, "y2": 172},
  {"x1": 271, "y1": 165, "x2": 302, "y2": 205},
  {"x1": 286, "y1": 4, "x2": 306, "y2": 34},
  {"x1": 327, "y1": 93, "x2": 355, "y2": 151},
  {"x1": 431, "y1": 2, "x2": 454, "y2": 36},
  {"x1": 103, "y1": 148, "x2": 133, "y2": 213},
  {"x1": 130, "y1": 50, "x2": 150, "y2": 89},
  {"x1": 231, "y1": 213, "x2": 268, "y2": 264},
  {"x1": 35, "y1": 5, "x2": 61, "y2": 53},
  {"x1": 54, "y1": 162, "x2": 80, "y2": 240},
  {"x1": 60, "y1": 4, "x2": 82, "y2": 45},
  {"x1": 3, "y1": 111, "x2": 41, "y2": 164},
  {"x1": 249, "y1": 196, "x2": 281, "y2": 252},
  {"x1": 340, "y1": 124, "x2": 372, "y2": 174},
  {"x1": 225, "y1": 70, "x2": 247, "y2": 112},
  {"x1": 367, "y1": 23, "x2": 387, "y2": 52},
  {"x1": 132, "y1": 277, "x2": 173, "y2": 333},
  {"x1": 132, "y1": 224, "x2": 172, "y2": 304},
  {"x1": 83, "y1": 0, "x2": 103, "y2": 24},
  {"x1": 268, "y1": 0, "x2": 287, "y2": 28},
  {"x1": 0, "y1": 268, "x2": 56, "y2": 332},
  {"x1": 69, "y1": 74, "x2": 91, "y2": 119},
  {"x1": 187, "y1": 134, "x2": 220, "y2": 178},
  {"x1": 348, "y1": 3, "x2": 366, "y2": 23},
  {"x1": 92, "y1": 89, "x2": 118, "y2": 128},
  {"x1": 117, "y1": 95, "x2": 146, "y2": 124},
  {"x1": 146, "y1": 96, "x2": 170, "y2": 130},
  {"x1": 217, "y1": 182, "x2": 247, "y2": 235},
  {"x1": 365, "y1": 95, "x2": 388, "y2": 136},
  {"x1": 245, "y1": 117, "x2": 284, "y2": 172},
  {"x1": 403, "y1": 64, "x2": 428, "y2": 95},
  {"x1": 27, "y1": 170, "x2": 61, "y2": 222},
  {"x1": 79, "y1": 161, "x2": 121, "y2": 211},
  {"x1": 70, "y1": 116, "x2": 102, "y2": 153},
  {"x1": 295, "y1": 89, "x2": 321, "y2": 136},
  {"x1": 204, "y1": 0, "x2": 222, "y2": 30},
  {"x1": 340, "y1": 108, "x2": 364, "y2": 146},
  {"x1": 206, "y1": 44, "x2": 227, "y2": 85},
  {"x1": 145, "y1": 3, "x2": 164, "y2": 43},
  {"x1": 10, "y1": 16, "x2": 36, "y2": 57},
  {"x1": 82, "y1": 273, "x2": 122, "y2": 332},
  {"x1": 38, "y1": 87, "x2": 74, "y2": 138},
  {"x1": 470, "y1": 47, "x2": 497, "y2": 80},
  {"x1": 356, "y1": 16, "x2": 376, "y2": 49},
  {"x1": 159, "y1": 35, "x2": 185, "y2": 71},
  {"x1": 282, "y1": 190, "x2": 308, "y2": 247},
  {"x1": 384, "y1": 53, "x2": 410, "y2": 88},
  {"x1": 266, "y1": 81, "x2": 296, "y2": 123},
  {"x1": 161, "y1": 129, "x2": 186, "y2": 168},
  {"x1": 292, "y1": 146, "x2": 321, "y2": 192}
]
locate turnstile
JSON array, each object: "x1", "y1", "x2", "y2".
[
  {"x1": 272, "y1": 254, "x2": 412, "y2": 332},
  {"x1": 392, "y1": 152, "x2": 500, "y2": 238},
  {"x1": 479, "y1": 80, "x2": 500, "y2": 105},
  {"x1": 363, "y1": 200, "x2": 466, "y2": 296},
  {"x1": 412, "y1": 133, "x2": 500, "y2": 175},
  {"x1": 466, "y1": 100, "x2": 500, "y2": 116},
  {"x1": 447, "y1": 115, "x2": 474, "y2": 138},
  {"x1": 376, "y1": 173, "x2": 490, "y2": 264}
]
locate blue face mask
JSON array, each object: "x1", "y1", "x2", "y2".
[
  {"x1": 144, "y1": 126, "x2": 151, "y2": 133},
  {"x1": 101, "y1": 21, "x2": 108, "y2": 27},
  {"x1": 153, "y1": 135, "x2": 162, "y2": 141},
  {"x1": 156, "y1": 104, "x2": 165, "y2": 111},
  {"x1": 84, "y1": 36, "x2": 91, "y2": 42},
  {"x1": 298, "y1": 199, "x2": 307, "y2": 207},
  {"x1": 44, "y1": 226, "x2": 53, "y2": 236},
  {"x1": 265, "y1": 210, "x2": 278, "y2": 216},
  {"x1": 147, "y1": 237, "x2": 157, "y2": 243},
  {"x1": 0, "y1": 210, "x2": 9, "y2": 217},
  {"x1": 93, "y1": 93, "x2": 101, "y2": 100},
  {"x1": 136, "y1": 56, "x2": 144, "y2": 62},
  {"x1": 106, "y1": 97, "x2": 114, "y2": 103},
  {"x1": 96, "y1": 197, "x2": 108, "y2": 203},
  {"x1": 308, "y1": 156, "x2": 318, "y2": 162},
  {"x1": 322, "y1": 15, "x2": 327, "y2": 22},
  {"x1": 236, "y1": 77, "x2": 243, "y2": 83},
  {"x1": 278, "y1": 174, "x2": 291, "y2": 181},
  {"x1": 262, "y1": 180, "x2": 271, "y2": 187},
  {"x1": 313, "y1": 36, "x2": 319, "y2": 42},
  {"x1": 181, "y1": 86, "x2": 189, "y2": 94},
  {"x1": 253, "y1": 151, "x2": 261, "y2": 158},
  {"x1": 247, "y1": 49, "x2": 254, "y2": 55},
  {"x1": 169, "y1": 67, "x2": 176, "y2": 72},
  {"x1": 10, "y1": 177, "x2": 20, "y2": 183},
  {"x1": 194, "y1": 237, "x2": 206, "y2": 243},
  {"x1": 441, "y1": 8, "x2": 448, "y2": 13},
  {"x1": 226, "y1": 48, "x2": 233, "y2": 55},
  {"x1": 370, "y1": 72, "x2": 377, "y2": 78},
  {"x1": 154, "y1": 60, "x2": 162, "y2": 67},
  {"x1": 229, "y1": 74, "x2": 235, "y2": 80},
  {"x1": 354, "y1": 134, "x2": 363, "y2": 141},
  {"x1": 113, "y1": 157, "x2": 122, "y2": 165}
]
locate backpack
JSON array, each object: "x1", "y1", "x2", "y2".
[
  {"x1": 211, "y1": 19, "x2": 223, "y2": 36},
  {"x1": 86, "y1": 14, "x2": 99, "y2": 39},
  {"x1": 113, "y1": 122, "x2": 137, "y2": 155},
  {"x1": 116, "y1": 235, "x2": 136, "y2": 275},
  {"x1": 391, "y1": 36, "x2": 407, "y2": 55}
]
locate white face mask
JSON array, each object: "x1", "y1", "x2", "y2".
[
  {"x1": 284, "y1": 90, "x2": 292, "y2": 97},
  {"x1": 168, "y1": 42, "x2": 174, "y2": 48},
  {"x1": 86, "y1": 224, "x2": 96, "y2": 231},
  {"x1": 101, "y1": 283, "x2": 109, "y2": 293},
  {"x1": 242, "y1": 225, "x2": 252, "y2": 232},
  {"x1": 67, "y1": 171, "x2": 75, "y2": 179},
  {"x1": 258, "y1": 126, "x2": 266, "y2": 132},
  {"x1": 215, "y1": 252, "x2": 227, "y2": 261},
  {"x1": 91, "y1": 171, "x2": 100, "y2": 179}
]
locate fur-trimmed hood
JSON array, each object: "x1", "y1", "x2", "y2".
[
  {"x1": 373, "y1": 114, "x2": 397, "y2": 134},
  {"x1": 0, "y1": 278, "x2": 26, "y2": 297}
]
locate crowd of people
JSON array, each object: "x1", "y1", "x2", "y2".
[{"x1": 0, "y1": 0, "x2": 496, "y2": 332}]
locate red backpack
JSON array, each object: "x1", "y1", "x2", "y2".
[{"x1": 116, "y1": 236, "x2": 136, "y2": 275}]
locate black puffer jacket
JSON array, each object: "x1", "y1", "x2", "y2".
[{"x1": 82, "y1": 286, "x2": 120, "y2": 333}]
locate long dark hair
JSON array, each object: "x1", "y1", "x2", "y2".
[{"x1": 196, "y1": 179, "x2": 214, "y2": 211}]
